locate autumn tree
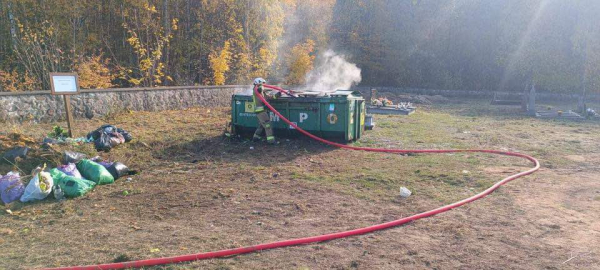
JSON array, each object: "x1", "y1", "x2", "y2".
[
  {"x1": 285, "y1": 39, "x2": 315, "y2": 85},
  {"x1": 209, "y1": 41, "x2": 232, "y2": 85},
  {"x1": 75, "y1": 55, "x2": 114, "y2": 89},
  {"x1": 120, "y1": 1, "x2": 177, "y2": 87},
  {"x1": 1, "y1": 1, "x2": 600, "y2": 93}
]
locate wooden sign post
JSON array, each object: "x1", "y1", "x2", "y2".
[{"x1": 49, "y1": 73, "x2": 80, "y2": 138}]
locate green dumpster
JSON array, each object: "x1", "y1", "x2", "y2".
[{"x1": 231, "y1": 90, "x2": 366, "y2": 142}]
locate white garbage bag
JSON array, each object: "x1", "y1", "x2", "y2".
[{"x1": 20, "y1": 169, "x2": 53, "y2": 202}]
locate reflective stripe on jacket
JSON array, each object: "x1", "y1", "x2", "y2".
[{"x1": 253, "y1": 85, "x2": 266, "y2": 113}]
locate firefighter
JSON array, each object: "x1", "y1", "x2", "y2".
[{"x1": 252, "y1": 78, "x2": 278, "y2": 144}]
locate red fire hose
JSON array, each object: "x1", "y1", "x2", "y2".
[{"x1": 45, "y1": 85, "x2": 540, "y2": 270}]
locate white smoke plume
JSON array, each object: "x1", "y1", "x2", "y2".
[{"x1": 303, "y1": 50, "x2": 362, "y2": 92}]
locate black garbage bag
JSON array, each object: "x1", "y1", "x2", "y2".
[
  {"x1": 63, "y1": 151, "x2": 87, "y2": 164},
  {"x1": 87, "y1": 129, "x2": 101, "y2": 141},
  {"x1": 101, "y1": 124, "x2": 116, "y2": 133},
  {"x1": 87, "y1": 124, "x2": 132, "y2": 152},
  {"x1": 117, "y1": 128, "x2": 133, "y2": 142},
  {"x1": 107, "y1": 162, "x2": 130, "y2": 180},
  {"x1": 2, "y1": 147, "x2": 30, "y2": 163},
  {"x1": 87, "y1": 125, "x2": 116, "y2": 141},
  {"x1": 94, "y1": 132, "x2": 112, "y2": 152}
]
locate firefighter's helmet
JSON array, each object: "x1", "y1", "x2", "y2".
[{"x1": 253, "y1": 78, "x2": 266, "y2": 85}]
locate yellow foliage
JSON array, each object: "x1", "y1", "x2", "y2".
[
  {"x1": 171, "y1": 19, "x2": 179, "y2": 31},
  {"x1": 210, "y1": 41, "x2": 232, "y2": 85},
  {"x1": 285, "y1": 40, "x2": 316, "y2": 85},
  {"x1": 252, "y1": 46, "x2": 277, "y2": 79},
  {"x1": 120, "y1": 3, "x2": 177, "y2": 87},
  {"x1": 0, "y1": 70, "x2": 37, "y2": 92},
  {"x1": 75, "y1": 55, "x2": 114, "y2": 89}
]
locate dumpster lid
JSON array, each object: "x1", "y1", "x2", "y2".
[{"x1": 330, "y1": 90, "x2": 362, "y2": 97}]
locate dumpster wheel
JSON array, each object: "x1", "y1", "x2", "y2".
[{"x1": 47, "y1": 85, "x2": 540, "y2": 270}]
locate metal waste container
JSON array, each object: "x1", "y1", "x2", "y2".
[{"x1": 231, "y1": 90, "x2": 365, "y2": 142}]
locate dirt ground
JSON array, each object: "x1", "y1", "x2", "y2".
[{"x1": 1, "y1": 98, "x2": 599, "y2": 269}]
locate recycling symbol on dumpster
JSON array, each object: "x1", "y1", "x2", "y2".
[{"x1": 327, "y1": 113, "x2": 338, "y2": 124}]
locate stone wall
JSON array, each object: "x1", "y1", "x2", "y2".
[
  {"x1": 2, "y1": 84, "x2": 598, "y2": 123},
  {"x1": 0, "y1": 86, "x2": 248, "y2": 123},
  {"x1": 352, "y1": 86, "x2": 600, "y2": 102}
]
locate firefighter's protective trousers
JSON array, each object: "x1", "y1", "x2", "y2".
[{"x1": 253, "y1": 85, "x2": 275, "y2": 142}]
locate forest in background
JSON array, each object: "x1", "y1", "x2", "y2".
[{"x1": 0, "y1": 0, "x2": 599, "y2": 94}]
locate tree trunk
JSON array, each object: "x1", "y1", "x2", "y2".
[
  {"x1": 163, "y1": 0, "x2": 170, "y2": 85},
  {"x1": 7, "y1": 2, "x2": 17, "y2": 48}
]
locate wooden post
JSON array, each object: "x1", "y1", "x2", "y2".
[
  {"x1": 63, "y1": 95, "x2": 74, "y2": 137},
  {"x1": 49, "y1": 73, "x2": 80, "y2": 138},
  {"x1": 528, "y1": 84, "x2": 536, "y2": 116}
]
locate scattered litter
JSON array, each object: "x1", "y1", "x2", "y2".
[
  {"x1": 0, "y1": 172, "x2": 25, "y2": 204},
  {"x1": 399, "y1": 187, "x2": 412, "y2": 198},
  {"x1": 42, "y1": 136, "x2": 90, "y2": 146},
  {"x1": 20, "y1": 166, "x2": 54, "y2": 202},
  {"x1": 250, "y1": 146, "x2": 254, "y2": 150},
  {"x1": 43, "y1": 126, "x2": 92, "y2": 146},
  {"x1": 53, "y1": 184, "x2": 65, "y2": 201},
  {"x1": 2, "y1": 147, "x2": 30, "y2": 163},
  {"x1": 126, "y1": 177, "x2": 132, "y2": 182},
  {"x1": 371, "y1": 97, "x2": 394, "y2": 107},
  {"x1": 77, "y1": 159, "x2": 115, "y2": 185},
  {"x1": 462, "y1": 170, "x2": 470, "y2": 174},
  {"x1": 586, "y1": 108, "x2": 598, "y2": 119}
]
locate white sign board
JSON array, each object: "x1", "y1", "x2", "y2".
[{"x1": 50, "y1": 73, "x2": 80, "y2": 95}]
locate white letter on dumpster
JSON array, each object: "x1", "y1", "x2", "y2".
[
  {"x1": 299, "y1": 113, "x2": 308, "y2": 123},
  {"x1": 270, "y1": 112, "x2": 280, "y2": 122}
]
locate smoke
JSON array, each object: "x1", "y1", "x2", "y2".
[
  {"x1": 242, "y1": 87, "x2": 254, "y2": 95},
  {"x1": 303, "y1": 50, "x2": 362, "y2": 92}
]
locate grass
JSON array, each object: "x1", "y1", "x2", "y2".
[{"x1": 1, "y1": 99, "x2": 600, "y2": 269}]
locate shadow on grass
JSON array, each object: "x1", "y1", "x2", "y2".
[{"x1": 155, "y1": 134, "x2": 338, "y2": 166}]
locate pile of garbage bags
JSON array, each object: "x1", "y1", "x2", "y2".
[
  {"x1": 371, "y1": 97, "x2": 394, "y2": 107},
  {"x1": 1, "y1": 152, "x2": 132, "y2": 204},
  {"x1": 87, "y1": 125, "x2": 133, "y2": 152}
]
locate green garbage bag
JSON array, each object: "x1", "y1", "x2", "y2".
[
  {"x1": 76, "y1": 159, "x2": 115, "y2": 185},
  {"x1": 49, "y1": 169, "x2": 96, "y2": 198}
]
